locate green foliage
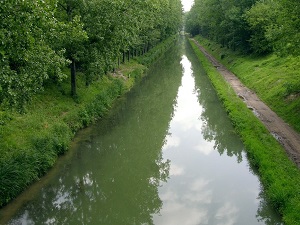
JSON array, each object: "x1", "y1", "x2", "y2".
[
  {"x1": 185, "y1": 0, "x2": 254, "y2": 52},
  {"x1": 0, "y1": 0, "x2": 183, "y2": 110},
  {"x1": 78, "y1": 0, "x2": 182, "y2": 88},
  {"x1": 189, "y1": 38, "x2": 300, "y2": 224},
  {"x1": 245, "y1": 0, "x2": 300, "y2": 56},
  {"x1": 0, "y1": 111, "x2": 12, "y2": 126},
  {"x1": 268, "y1": 0, "x2": 300, "y2": 56},
  {"x1": 138, "y1": 36, "x2": 178, "y2": 66},
  {"x1": 186, "y1": 0, "x2": 300, "y2": 56},
  {"x1": 245, "y1": 0, "x2": 278, "y2": 54},
  {"x1": 0, "y1": 0, "x2": 68, "y2": 111}
]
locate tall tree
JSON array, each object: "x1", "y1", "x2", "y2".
[
  {"x1": 185, "y1": 0, "x2": 256, "y2": 52},
  {"x1": 246, "y1": 0, "x2": 300, "y2": 56},
  {"x1": 0, "y1": 0, "x2": 68, "y2": 110},
  {"x1": 245, "y1": 0, "x2": 278, "y2": 54},
  {"x1": 0, "y1": 0, "x2": 183, "y2": 109},
  {"x1": 56, "y1": 0, "x2": 88, "y2": 97},
  {"x1": 268, "y1": 0, "x2": 300, "y2": 56}
]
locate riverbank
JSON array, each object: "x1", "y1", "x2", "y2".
[
  {"x1": 189, "y1": 37, "x2": 300, "y2": 224},
  {"x1": 194, "y1": 36, "x2": 300, "y2": 134},
  {"x1": 0, "y1": 35, "x2": 178, "y2": 208}
]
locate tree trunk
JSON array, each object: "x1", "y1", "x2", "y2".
[
  {"x1": 122, "y1": 51, "x2": 125, "y2": 63},
  {"x1": 71, "y1": 58, "x2": 76, "y2": 97}
]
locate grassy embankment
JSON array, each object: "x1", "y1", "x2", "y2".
[
  {"x1": 189, "y1": 37, "x2": 300, "y2": 225},
  {"x1": 0, "y1": 35, "x2": 178, "y2": 208},
  {"x1": 195, "y1": 36, "x2": 300, "y2": 133}
]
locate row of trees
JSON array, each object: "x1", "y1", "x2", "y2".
[
  {"x1": 0, "y1": 0, "x2": 183, "y2": 110},
  {"x1": 185, "y1": 0, "x2": 300, "y2": 55}
]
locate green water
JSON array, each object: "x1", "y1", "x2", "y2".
[{"x1": 0, "y1": 38, "x2": 282, "y2": 224}]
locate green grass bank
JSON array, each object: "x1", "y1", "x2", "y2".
[
  {"x1": 194, "y1": 36, "x2": 300, "y2": 133},
  {"x1": 189, "y1": 38, "x2": 300, "y2": 224},
  {"x1": 0, "y1": 35, "x2": 178, "y2": 207}
]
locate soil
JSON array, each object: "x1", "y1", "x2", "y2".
[{"x1": 192, "y1": 39, "x2": 300, "y2": 168}]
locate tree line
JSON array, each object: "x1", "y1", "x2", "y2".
[
  {"x1": 185, "y1": 0, "x2": 300, "y2": 56},
  {"x1": 0, "y1": 0, "x2": 182, "y2": 111}
]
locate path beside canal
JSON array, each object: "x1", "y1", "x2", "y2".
[{"x1": 192, "y1": 38, "x2": 300, "y2": 168}]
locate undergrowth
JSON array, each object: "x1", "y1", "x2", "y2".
[{"x1": 189, "y1": 39, "x2": 300, "y2": 225}]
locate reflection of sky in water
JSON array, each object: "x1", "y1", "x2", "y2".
[
  {"x1": 154, "y1": 55, "x2": 264, "y2": 225},
  {"x1": 1, "y1": 43, "x2": 283, "y2": 225},
  {"x1": 172, "y1": 56, "x2": 203, "y2": 132},
  {"x1": 163, "y1": 55, "x2": 215, "y2": 156}
]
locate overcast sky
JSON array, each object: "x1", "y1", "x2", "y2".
[{"x1": 182, "y1": 0, "x2": 194, "y2": 12}]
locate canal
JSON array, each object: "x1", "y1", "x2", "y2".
[{"x1": 0, "y1": 38, "x2": 282, "y2": 224}]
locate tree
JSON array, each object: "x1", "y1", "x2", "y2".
[
  {"x1": 267, "y1": 0, "x2": 300, "y2": 56},
  {"x1": 56, "y1": 0, "x2": 88, "y2": 97},
  {"x1": 0, "y1": 0, "x2": 68, "y2": 110},
  {"x1": 246, "y1": 0, "x2": 300, "y2": 56},
  {"x1": 185, "y1": 0, "x2": 256, "y2": 52},
  {"x1": 245, "y1": 0, "x2": 278, "y2": 54},
  {"x1": 0, "y1": 0, "x2": 183, "y2": 109}
]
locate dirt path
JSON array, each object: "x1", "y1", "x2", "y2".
[{"x1": 192, "y1": 39, "x2": 300, "y2": 168}]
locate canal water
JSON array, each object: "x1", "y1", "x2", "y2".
[{"x1": 0, "y1": 38, "x2": 282, "y2": 224}]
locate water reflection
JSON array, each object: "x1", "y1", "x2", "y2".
[
  {"x1": 153, "y1": 41, "x2": 282, "y2": 224},
  {"x1": 186, "y1": 46, "x2": 244, "y2": 163},
  {"x1": 185, "y1": 42, "x2": 281, "y2": 224},
  {"x1": 1, "y1": 38, "x2": 282, "y2": 225},
  {"x1": 2, "y1": 43, "x2": 184, "y2": 225}
]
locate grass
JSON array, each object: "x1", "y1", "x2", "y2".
[
  {"x1": 0, "y1": 35, "x2": 177, "y2": 207},
  {"x1": 194, "y1": 36, "x2": 300, "y2": 133},
  {"x1": 189, "y1": 38, "x2": 300, "y2": 225},
  {"x1": 0, "y1": 74, "x2": 131, "y2": 206}
]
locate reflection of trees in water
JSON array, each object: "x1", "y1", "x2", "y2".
[
  {"x1": 184, "y1": 40, "x2": 282, "y2": 224},
  {"x1": 10, "y1": 157, "x2": 169, "y2": 225},
  {"x1": 256, "y1": 190, "x2": 283, "y2": 225},
  {"x1": 9, "y1": 43, "x2": 182, "y2": 225},
  {"x1": 184, "y1": 45, "x2": 243, "y2": 163}
]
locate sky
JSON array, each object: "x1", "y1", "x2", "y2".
[{"x1": 181, "y1": 0, "x2": 194, "y2": 12}]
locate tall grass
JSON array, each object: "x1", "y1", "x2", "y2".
[
  {"x1": 0, "y1": 76, "x2": 124, "y2": 206},
  {"x1": 189, "y1": 39, "x2": 300, "y2": 224}
]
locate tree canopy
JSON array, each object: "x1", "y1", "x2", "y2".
[
  {"x1": 0, "y1": 0, "x2": 183, "y2": 110},
  {"x1": 185, "y1": 0, "x2": 300, "y2": 55},
  {"x1": 0, "y1": 0, "x2": 68, "y2": 110}
]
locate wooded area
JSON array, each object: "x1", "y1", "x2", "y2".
[
  {"x1": 0, "y1": 0, "x2": 182, "y2": 111},
  {"x1": 185, "y1": 0, "x2": 300, "y2": 56}
]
